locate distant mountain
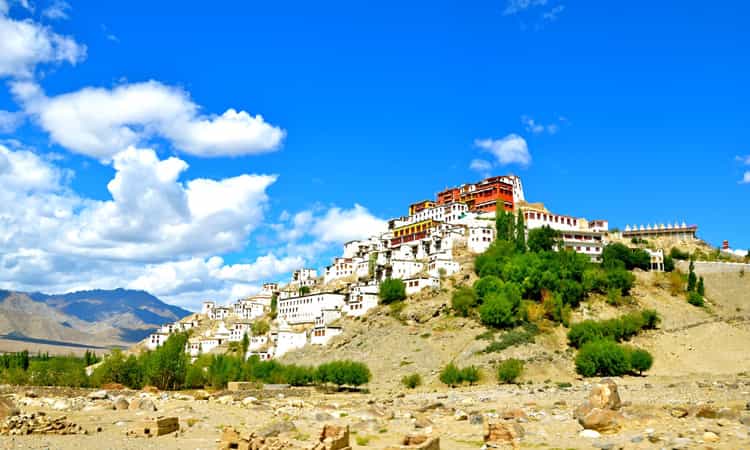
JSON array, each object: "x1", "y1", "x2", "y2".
[{"x1": 0, "y1": 289, "x2": 191, "y2": 352}]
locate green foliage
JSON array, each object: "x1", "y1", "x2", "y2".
[
  {"x1": 497, "y1": 359, "x2": 524, "y2": 384},
  {"x1": 575, "y1": 340, "x2": 631, "y2": 377},
  {"x1": 270, "y1": 293, "x2": 278, "y2": 319},
  {"x1": 602, "y1": 243, "x2": 651, "y2": 271},
  {"x1": 0, "y1": 351, "x2": 30, "y2": 371},
  {"x1": 316, "y1": 360, "x2": 371, "y2": 387},
  {"x1": 687, "y1": 291, "x2": 704, "y2": 307},
  {"x1": 141, "y1": 333, "x2": 189, "y2": 390},
  {"x1": 90, "y1": 349, "x2": 143, "y2": 389},
  {"x1": 687, "y1": 258, "x2": 697, "y2": 292},
  {"x1": 527, "y1": 226, "x2": 560, "y2": 253},
  {"x1": 479, "y1": 285, "x2": 521, "y2": 328},
  {"x1": 460, "y1": 366, "x2": 480, "y2": 385},
  {"x1": 401, "y1": 373, "x2": 422, "y2": 389},
  {"x1": 252, "y1": 320, "x2": 270, "y2": 336},
  {"x1": 482, "y1": 323, "x2": 538, "y2": 353},
  {"x1": 696, "y1": 276, "x2": 705, "y2": 296},
  {"x1": 184, "y1": 365, "x2": 206, "y2": 388},
  {"x1": 663, "y1": 255, "x2": 675, "y2": 272},
  {"x1": 567, "y1": 310, "x2": 660, "y2": 348},
  {"x1": 379, "y1": 278, "x2": 407, "y2": 304},
  {"x1": 515, "y1": 212, "x2": 526, "y2": 253},
  {"x1": 451, "y1": 286, "x2": 478, "y2": 317},
  {"x1": 606, "y1": 288, "x2": 623, "y2": 306},
  {"x1": 27, "y1": 356, "x2": 88, "y2": 387},
  {"x1": 495, "y1": 210, "x2": 516, "y2": 243},
  {"x1": 628, "y1": 348, "x2": 653, "y2": 374},
  {"x1": 606, "y1": 268, "x2": 636, "y2": 295},
  {"x1": 439, "y1": 362, "x2": 462, "y2": 387},
  {"x1": 473, "y1": 275, "x2": 505, "y2": 302}
]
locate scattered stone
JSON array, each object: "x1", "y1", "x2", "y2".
[
  {"x1": 51, "y1": 399, "x2": 70, "y2": 411},
  {"x1": 469, "y1": 413, "x2": 484, "y2": 425},
  {"x1": 88, "y1": 390, "x2": 108, "y2": 400},
  {"x1": 703, "y1": 431, "x2": 720, "y2": 443},
  {"x1": 0, "y1": 396, "x2": 19, "y2": 420},
  {"x1": 501, "y1": 408, "x2": 527, "y2": 422},
  {"x1": 241, "y1": 396, "x2": 258, "y2": 407},
  {"x1": 126, "y1": 416, "x2": 179, "y2": 438},
  {"x1": 484, "y1": 422, "x2": 524, "y2": 444},
  {"x1": 257, "y1": 420, "x2": 297, "y2": 438},
  {"x1": 23, "y1": 391, "x2": 37, "y2": 399},
  {"x1": 227, "y1": 381, "x2": 255, "y2": 391},
  {"x1": 0, "y1": 412, "x2": 86, "y2": 436},
  {"x1": 113, "y1": 396, "x2": 129, "y2": 411},
  {"x1": 315, "y1": 412, "x2": 335, "y2": 422},
  {"x1": 414, "y1": 415, "x2": 433, "y2": 429},
  {"x1": 575, "y1": 380, "x2": 624, "y2": 433},
  {"x1": 740, "y1": 415, "x2": 750, "y2": 426},
  {"x1": 671, "y1": 407, "x2": 689, "y2": 418},
  {"x1": 579, "y1": 429, "x2": 601, "y2": 439},
  {"x1": 142, "y1": 386, "x2": 159, "y2": 394},
  {"x1": 313, "y1": 424, "x2": 350, "y2": 450},
  {"x1": 695, "y1": 405, "x2": 718, "y2": 419},
  {"x1": 630, "y1": 435, "x2": 643, "y2": 443},
  {"x1": 129, "y1": 398, "x2": 157, "y2": 412},
  {"x1": 454, "y1": 410, "x2": 468, "y2": 421},
  {"x1": 384, "y1": 435, "x2": 440, "y2": 450},
  {"x1": 578, "y1": 408, "x2": 622, "y2": 434}
]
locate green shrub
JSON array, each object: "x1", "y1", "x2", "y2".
[
  {"x1": 316, "y1": 360, "x2": 371, "y2": 387},
  {"x1": 439, "y1": 362, "x2": 462, "y2": 387},
  {"x1": 606, "y1": 268, "x2": 635, "y2": 295},
  {"x1": 479, "y1": 293, "x2": 516, "y2": 328},
  {"x1": 527, "y1": 226, "x2": 560, "y2": 253},
  {"x1": 628, "y1": 348, "x2": 653, "y2": 375},
  {"x1": 473, "y1": 276, "x2": 505, "y2": 302},
  {"x1": 663, "y1": 255, "x2": 675, "y2": 272},
  {"x1": 459, "y1": 366, "x2": 480, "y2": 385},
  {"x1": 567, "y1": 310, "x2": 659, "y2": 348},
  {"x1": 451, "y1": 286, "x2": 478, "y2": 317},
  {"x1": 575, "y1": 340, "x2": 631, "y2": 377},
  {"x1": 184, "y1": 365, "x2": 206, "y2": 388},
  {"x1": 482, "y1": 324, "x2": 538, "y2": 353},
  {"x1": 497, "y1": 359, "x2": 524, "y2": 384},
  {"x1": 582, "y1": 268, "x2": 609, "y2": 294},
  {"x1": 687, "y1": 291, "x2": 704, "y2": 307},
  {"x1": 379, "y1": 278, "x2": 406, "y2": 304},
  {"x1": 252, "y1": 320, "x2": 270, "y2": 336},
  {"x1": 670, "y1": 247, "x2": 690, "y2": 260},
  {"x1": 401, "y1": 373, "x2": 422, "y2": 389},
  {"x1": 640, "y1": 309, "x2": 660, "y2": 329},
  {"x1": 606, "y1": 288, "x2": 623, "y2": 306}
]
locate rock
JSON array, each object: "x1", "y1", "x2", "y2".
[
  {"x1": 258, "y1": 420, "x2": 296, "y2": 438},
  {"x1": 241, "y1": 396, "x2": 258, "y2": 407},
  {"x1": 593, "y1": 442, "x2": 616, "y2": 450},
  {"x1": 88, "y1": 390, "x2": 108, "y2": 400},
  {"x1": 0, "y1": 396, "x2": 19, "y2": 419},
  {"x1": 0, "y1": 412, "x2": 87, "y2": 436},
  {"x1": 384, "y1": 434, "x2": 440, "y2": 450},
  {"x1": 216, "y1": 395, "x2": 234, "y2": 405},
  {"x1": 671, "y1": 407, "x2": 689, "y2": 418},
  {"x1": 630, "y1": 435, "x2": 643, "y2": 443},
  {"x1": 174, "y1": 394, "x2": 195, "y2": 401},
  {"x1": 501, "y1": 408, "x2": 527, "y2": 422},
  {"x1": 51, "y1": 399, "x2": 70, "y2": 411},
  {"x1": 23, "y1": 391, "x2": 37, "y2": 399},
  {"x1": 142, "y1": 385, "x2": 159, "y2": 394},
  {"x1": 695, "y1": 405, "x2": 717, "y2": 419},
  {"x1": 579, "y1": 429, "x2": 601, "y2": 439},
  {"x1": 717, "y1": 407, "x2": 738, "y2": 420},
  {"x1": 469, "y1": 414, "x2": 484, "y2": 425},
  {"x1": 193, "y1": 390, "x2": 209, "y2": 401},
  {"x1": 454, "y1": 410, "x2": 468, "y2": 421},
  {"x1": 414, "y1": 415, "x2": 433, "y2": 429},
  {"x1": 113, "y1": 396, "x2": 129, "y2": 411},
  {"x1": 484, "y1": 422, "x2": 524, "y2": 444},
  {"x1": 668, "y1": 437, "x2": 692, "y2": 449},
  {"x1": 587, "y1": 379, "x2": 622, "y2": 411},
  {"x1": 578, "y1": 408, "x2": 622, "y2": 434},
  {"x1": 128, "y1": 398, "x2": 156, "y2": 412},
  {"x1": 740, "y1": 415, "x2": 750, "y2": 426},
  {"x1": 703, "y1": 431, "x2": 720, "y2": 443},
  {"x1": 315, "y1": 412, "x2": 335, "y2": 422}
]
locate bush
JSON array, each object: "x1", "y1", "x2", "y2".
[
  {"x1": 379, "y1": 278, "x2": 406, "y2": 304},
  {"x1": 606, "y1": 268, "x2": 635, "y2": 295},
  {"x1": 401, "y1": 373, "x2": 422, "y2": 389},
  {"x1": 687, "y1": 291, "x2": 704, "y2": 307},
  {"x1": 473, "y1": 276, "x2": 505, "y2": 302},
  {"x1": 439, "y1": 362, "x2": 462, "y2": 387},
  {"x1": 459, "y1": 366, "x2": 480, "y2": 385},
  {"x1": 567, "y1": 310, "x2": 659, "y2": 348},
  {"x1": 670, "y1": 247, "x2": 690, "y2": 260},
  {"x1": 479, "y1": 283, "x2": 522, "y2": 328},
  {"x1": 451, "y1": 286, "x2": 478, "y2": 317},
  {"x1": 663, "y1": 255, "x2": 675, "y2": 272},
  {"x1": 497, "y1": 359, "x2": 524, "y2": 384},
  {"x1": 482, "y1": 324, "x2": 538, "y2": 353},
  {"x1": 527, "y1": 226, "x2": 560, "y2": 253},
  {"x1": 603, "y1": 243, "x2": 650, "y2": 271},
  {"x1": 575, "y1": 340, "x2": 631, "y2": 377},
  {"x1": 316, "y1": 360, "x2": 371, "y2": 387},
  {"x1": 628, "y1": 348, "x2": 653, "y2": 375},
  {"x1": 252, "y1": 320, "x2": 270, "y2": 336},
  {"x1": 90, "y1": 349, "x2": 142, "y2": 389},
  {"x1": 140, "y1": 333, "x2": 189, "y2": 390}
]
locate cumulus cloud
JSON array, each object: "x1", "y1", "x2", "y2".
[
  {"x1": 12, "y1": 80, "x2": 286, "y2": 159},
  {"x1": 0, "y1": 7, "x2": 86, "y2": 78},
  {"x1": 474, "y1": 134, "x2": 531, "y2": 166},
  {"x1": 0, "y1": 143, "x2": 295, "y2": 309},
  {"x1": 742, "y1": 172, "x2": 750, "y2": 184}
]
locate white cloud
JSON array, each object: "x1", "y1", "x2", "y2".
[
  {"x1": 12, "y1": 80, "x2": 285, "y2": 159},
  {"x1": 0, "y1": 9, "x2": 86, "y2": 78},
  {"x1": 310, "y1": 204, "x2": 387, "y2": 244},
  {"x1": 475, "y1": 134, "x2": 531, "y2": 166},
  {"x1": 522, "y1": 115, "x2": 561, "y2": 134},
  {"x1": 0, "y1": 110, "x2": 23, "y2": 132},
  {"x1": 469, "y1": 158, "x2": 493, "y2": 174},
  {"x1": 737, "y1": 155, "x2": 750, "y2": 165},
  {"x1": 42, "y1": 0, "x2": 70, "y2": 20},
  {"x1": 504, "y1": 0, "x2": 548, "y2": 15},
  {"x1": 0, "y1": 143, "x2": 292, "y2": 310},
  {"x1": 741, "y1": 171, "x2": 750, "y2": 184}
]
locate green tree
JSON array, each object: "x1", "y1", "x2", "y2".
[
  {"x1": 527, "y1": 226, "x2": 560, "y2": 253},
  {"x1": 687, "y1": 258, "x2": 697, "y2": 292},
  {"x1": 401, "y1": 373, "x2": 422, "y2": 389},
  {"x1": 515, "y1": 212, "x2": 526, "y2": 253},
  {"x1": 479, "y1": 290, "x2": 518, "y2": 328},
  {"x1": 240, "y1": 332, "x2": 250, "y2": 355},
  {"x1": 270, "y1": 293, "x2": 278, "y2": 319},
  {"x1": 439, "y1": 362, "x2": 462, "y2": 388},
  {"x1": 299, "y1": 286, "x2": 311, "y2": 295},
  {"x1": 696, "y1": 276, "x2": 705, "y2": 296},
  {"x1": 141, "y1": 333, "x2": 189, "y2": 390},
  {"x1": 451, "y1": 286, "x2": 478, "y2": 317},
  {"x1": 379, "y1": 278, "x2": 406, "y2": 304},
  {"x1": 497, "y1": 358, "x2": 524, "y2": 384},
  {"x1": 628, "y1": 348, "x2": 653, "y2": 375},
  {"x1": 575, "y1": 340, "x2": 631, "y2": 377}
]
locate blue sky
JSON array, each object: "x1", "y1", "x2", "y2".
[{"x1": 0, "y1": 0, "x2": 747, "y2": 309}]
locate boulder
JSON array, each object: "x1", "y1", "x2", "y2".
[
  {"x1": 670, "y1": 407, "x2": 689, "y2": 418},
  {"x1": 413, "y1": 415, "x2": 433, "y2": 429},
  {"x1": 501, "y1": 408, "x2": 528, "y2": 422},
  {"x1": 129, "y1": 398, "x2": 157, "y2": 412},
  {"x1": 384, "y1": 435, "x2": 440, "y2": 450},
  {"x1": 703, "y1": 431, "x2": 719, "y2": 443},
  {"x1": 695, "y1": 405, "x2": 717, "y2": 419},
  {"x1": 0, "y1": 396, "x2": 19, "y2": 420},
  {"x1": 88, "y1": 390, "x2": 108, "y2": 400},
  {"x1": 484, "y1": 422, "x2": 524, "y2": 444},
  {"x1": 257, "y1": 420, "x2": 296, "y2": 438},
  {"x1": 587, "y1": 379, "x2": 621, "y2": 411},
  {"x1": 113, "y1": 396, "x2": 130, "y2": 411},
  {"x1": 577, "y1": 408, "x2": 622, "y2": 434}
]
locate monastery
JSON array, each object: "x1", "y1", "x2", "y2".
[{"x1": 145, "y1": 174, "x2": 631, "y2": 360}]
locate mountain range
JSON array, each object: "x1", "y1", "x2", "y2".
[{"x1": 0, "y1": 288, "x2": 191, "y2": 352}]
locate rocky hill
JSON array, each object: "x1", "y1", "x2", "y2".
[{"x1": 0, "y1": 289, "x2": 190, "y2": 354}]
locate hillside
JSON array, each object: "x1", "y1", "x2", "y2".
[
  {"x1": 0, "y1": 289, "x2": 190, "y2": 354},
  {"x1": 280, "y1": 262, "x2": 750, "y2": 391}
]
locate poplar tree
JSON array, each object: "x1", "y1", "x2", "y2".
[{"x1": 515, "y1": 212, "x2": 526, "y2": 253}]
